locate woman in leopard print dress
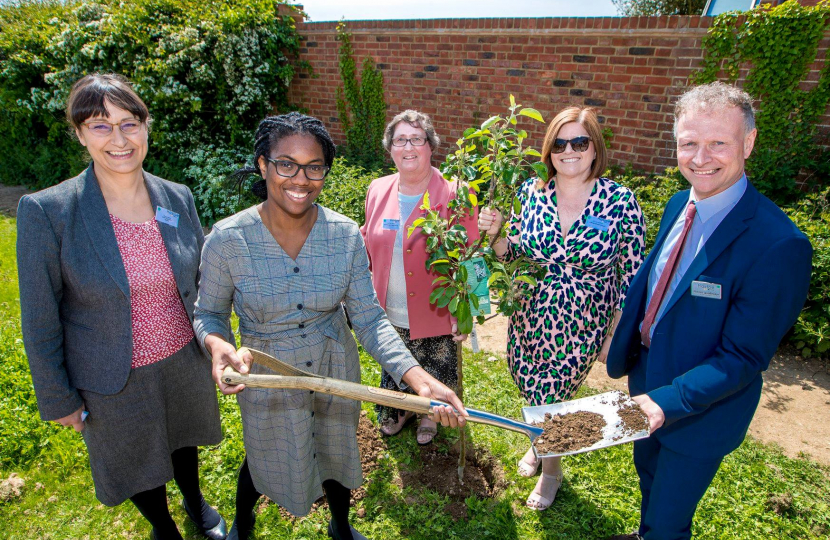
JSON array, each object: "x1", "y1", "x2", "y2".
[{"x1": 479, "y1": 107, "x2": 645, "y2": 511}]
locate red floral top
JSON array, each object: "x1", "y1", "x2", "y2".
[{"x1": 110, "y1": 215, "x2": 194, "y2": 368}]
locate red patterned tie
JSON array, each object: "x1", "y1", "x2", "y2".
[{"x1": 640, "y1": 201, "x2": 697, "y2": 347}]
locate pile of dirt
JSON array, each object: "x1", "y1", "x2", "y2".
[
  {"x1": 278, "y1": 411, "x2": 504, "y2": 522},
  {"x1": 399, "y1": 441, "x2": 506, "y2": 505},
  {"x1": 766, "y1": 492, "x2": 794, "y2": 516},
  {"x1": 0, "y1": 473, "x2": 25, "y2": 502},
  {"x1": 533, "y1": 411, "x2": 607, "y2": 454},
  {"x1": 616, "y1": 400, "x2": 649, "y2": 435}
]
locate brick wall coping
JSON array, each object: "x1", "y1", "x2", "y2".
[{"x1": 300, "y1": 15, "x2": 712, "y2": 32}]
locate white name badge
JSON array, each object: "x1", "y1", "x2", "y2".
[
  {"x1": 691, "y1": 280, "x2": 722, "y2": 300},
  {"x1": 155, "y1": 206, "x2": 179, "y2": 228},
  {"x1": 383, "y1": 219, "x2": 400, "y2": 231}
]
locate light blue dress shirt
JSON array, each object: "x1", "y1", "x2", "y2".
[{"x1": 644, "y1": 174, "x2": 748, "y2": 339}]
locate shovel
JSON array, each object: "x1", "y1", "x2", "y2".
[{"x1": 222, "y1": 347, "x2": 544, "y2": 442}]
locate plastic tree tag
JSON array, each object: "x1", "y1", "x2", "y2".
[{"x1": 461, "y1": 257, "x2": 491, "y2": 316}]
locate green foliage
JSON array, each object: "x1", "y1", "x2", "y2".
[
  {"x1": 612, "y1": 0, "x2": 705, "y2": 16},
  {"x1": 411, "y1": 96, "x2": 547, "y2": 335},
  {"x1": 335, "y1": 22, "x2": 387, "y2": 169},
  {"x1": 0, "y1": 0, "x2": 305, "y2": 189},
  {"x1": 316, "y1": 158, "x2": 388, "y2": 224},
  {"x1": 783, "y1": 188, "x2": 830, "y2": 357},
  {"x1": 693, "y1": 0, "x2": 830, "y2": 199}
]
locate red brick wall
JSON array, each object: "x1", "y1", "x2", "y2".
[{"x1": 287, "y1": 16, "x2": 829, "y2": 174}]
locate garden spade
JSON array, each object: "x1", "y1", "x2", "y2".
[{"x1": 222, "y1": 347, "x2": 544, "y2": 442}]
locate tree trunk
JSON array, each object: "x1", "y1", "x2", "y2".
[{"x1": 456, "y1": 340, "x2": 466, "y2": 484}]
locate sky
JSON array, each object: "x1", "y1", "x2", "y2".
[{"x1": 299, "y1": 0, "x2": 620, "y2": 22}]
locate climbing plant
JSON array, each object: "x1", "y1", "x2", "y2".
[
  {"x1": 692, "y1": 0, "x2": 830, "y2": 199},
  {"x1": 335, "y1": 22, "x2": 387, "y2": 168}
]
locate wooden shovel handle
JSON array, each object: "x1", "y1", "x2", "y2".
[{"x1": 221, "y1": 366, "x2": 435, "y2": 415}]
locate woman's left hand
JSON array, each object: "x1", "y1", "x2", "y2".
[
  {"x1": 401, "y1": 366, "x2": 468, "y2": 428},
  {"x1": 451, "y1": 322, "x2": 468, "y2": 343}
]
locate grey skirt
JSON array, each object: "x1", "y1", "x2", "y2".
[{"x1": 79, "y1": 338, "x2": 222, "y2": 506}]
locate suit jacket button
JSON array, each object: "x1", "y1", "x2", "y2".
[
  {"x1": 409, "y1": 292, "x2": 415, "y2": 297},
  {"x1": 306, "y1": 361, "x2": 312, "y2": 366},
  {"x1": 406, "y1": 271, "x2": 413, "y2": 276},
  {"x1": 406, "y1": 249, "x2": 412, "y2": 254},
  {"x1": 183, "y1": 290, "x2": 190, "y2": 298}
]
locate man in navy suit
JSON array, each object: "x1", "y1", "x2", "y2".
[{"x1": 606, "y1": 82, "x2": 812, "y2": 540}]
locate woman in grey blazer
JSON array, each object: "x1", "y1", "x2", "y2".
[
  {"x1": 17, "y1": 74, "x2": 226, "y2": 540},
  {"x1": 194, "y1": 112, "x2": 467, "y2": 540}
]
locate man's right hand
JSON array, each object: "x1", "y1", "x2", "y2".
[
  {"x1": 55, "y1": 405, "x2": 85, "y2": 432},
  {"x1": 205, "y1": 334, "x2": 253, "y2": 395}
]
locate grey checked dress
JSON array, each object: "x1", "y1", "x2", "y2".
[{"x1": 194, "y1": 205, "x2": 418, "y2": 516}]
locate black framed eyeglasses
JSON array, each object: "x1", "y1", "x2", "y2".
[
  {"x1": 552, "y1": 136, "x2": 591, "y2": 154},
  {"x1": 391, "y1": 136, "x2": 428, "y2": 147},
  {"x1": 265, "y1": 158, "x2": 330, "y2": 181},
  {"x1": 81, "y1": 118, "x2": 143, "y2": 137}
]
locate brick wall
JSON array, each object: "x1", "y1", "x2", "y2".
[{"x1": 287, "y1": 15, "x2": 830, "y2": 174}]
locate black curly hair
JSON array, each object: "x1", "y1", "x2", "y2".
[{"x1": 231, "y1": 112, "x2": 336, "y2": 201}]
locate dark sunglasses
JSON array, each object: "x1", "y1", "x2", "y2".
[{"x1": 552, "y1": 136, "x2": 591, "y2": 154}]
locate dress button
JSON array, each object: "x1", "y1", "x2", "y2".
[
  {"x1": 409, "y1": 292, "x2": 415, "y2": 297},
  {"x1": 306, "y1": 361, "x2": 312, "y2": 366},
  {"x1": 299, "y1": 323, "x2": 305, "y2": 329},
  {"x1": 406, "y1": 249, "x2": 412, "y2": 254},
  {"x1": 406, "y1": 271, "x2": 413, "y2": 276},
  {"x1": 297, "y1": 304, "x2": 303, "y2": 310},
  {"x1": 294, "y1": 267, "x2": 300, "y2": 273}
]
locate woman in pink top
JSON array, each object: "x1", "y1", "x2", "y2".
[
  {"x1": 361, "y1": 110, "x2": 479, "y2": 445},
  {"x1": 16, "y1": 74, "x2": 225, "y2": 540}
]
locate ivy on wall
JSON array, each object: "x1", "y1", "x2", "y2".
[
  {"x1": 693, "y1": 0, "x2": 830, "y2": 199},
  {"x1": 335, "y1": 22, "x2": 387, "y2": 168}
]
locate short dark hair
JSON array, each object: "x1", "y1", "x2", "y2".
[
  {"x1": 66, "y1": 73, "x2": 151, "y2": 129},
  {"x1": 231, "y1": 112, "x2": 337, "y2": 201}
]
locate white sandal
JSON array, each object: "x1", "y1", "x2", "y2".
[{"x1": 525, "y1": 471, "x2": 564, "y2": 511}]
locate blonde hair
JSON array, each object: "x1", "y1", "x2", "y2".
[{"x1": 538, "y1": 106, "x2": 606, "y2": 189}]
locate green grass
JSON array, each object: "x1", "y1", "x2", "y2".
[{"x1": 1, "y1": 214, "x2": 829, "y2": 539}]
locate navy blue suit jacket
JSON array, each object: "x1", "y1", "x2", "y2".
[{"x1": 606, "y1": 181, "x2": 812, "y2": 458}]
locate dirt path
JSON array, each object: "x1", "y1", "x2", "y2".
[
  {"x1": 476, "y1": 314, "x2": 830, "y2": 466},
  {"x1": 4, "y1": 184, "x2": 829, "y2": 465}
]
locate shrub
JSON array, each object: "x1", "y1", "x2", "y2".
[
  {"x1": 317, "y1": 158, "x2": 388, "y2": 224},
  {"x1": 0, "y1": 0, "x2": 305, "y2": 189}
]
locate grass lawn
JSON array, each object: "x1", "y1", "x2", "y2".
[{"x1": 1, "y1": 213, "x2": 828, "y2": 539}]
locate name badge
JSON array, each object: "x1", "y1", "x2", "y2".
[
  {"x1": 691, "y1": 280, "x2": 722, "y2": 300},
  {"x1": 383, "y1": 219, "x2": 400, "y2": 231},
  {"x1": 585, "y1": 216, "x2": 611, "y2": 232},
  {"x1": 155, "y1": 206, "x2": 179, "y2": 228}
]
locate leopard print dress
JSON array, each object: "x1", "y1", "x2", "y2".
[{"x1": 505, "y1": 177, "x2": 645, "y2": 406}]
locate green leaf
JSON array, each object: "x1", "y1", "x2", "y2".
[
  {"x1": 429, "y1": 286, "x2": 446, "y2": 304},
  {"x1": 525, "y1": 149, "x2": 542, "y2": 158},
  {"x1": 456, "y1": 301, "x2": 473, "y2": 334},
  {"x1": 514, "y1": 275, "x2": 537, "y2": 286},
  {"x1": 469, "y1": 193, "x2": 478, "y2": 207},
  {"x1": 509, "y1": 94, "x2": 517, "y2": 108},
  {"x1": 513, "y1": 196, "x2": 522, "y2": 214},
  {"x1": 481, "y1": 116, "x2": 501, "y2": 130},
  {"x1": 532, "y1": 161, "x2": 549, "y2": 180},
  {"x1": 436, "y1": 289, "x2": 454, "y2": 308},
  {"x1": 422, "y1": 191, "x2": 430, "y2": 210},
  {"x1": 411, "y1": 217, "x2": 425, "y2": 228},
  {"x1": 430, "y1": 259, "x2": 450, "y2": 266},
  {"x1": 519, "y1": 107, "x2": 544, "y2": 122},
  {"x1": 449, "y1": 295, "x2": 459, "y2": 313}
]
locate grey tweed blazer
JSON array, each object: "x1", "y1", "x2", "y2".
[{"x1": 17, "y1": 164, "x2": 204, "y2": 421}]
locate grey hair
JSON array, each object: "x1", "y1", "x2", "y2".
[
  {"x1": 382, "y1": 110, "x2": 441, "y2": 152},
  {"x1": 674, "y1": 82, "x2": 756, "y2": 137}
]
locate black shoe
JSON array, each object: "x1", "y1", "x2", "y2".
[
  {"x1": 227, "y1": 511, "x2": 256, "y2": 540},
  {"x1": 183, "y1": 498, "x2": 228, "y2": 540},
  {"x1": 327, "y1": 519, "x2": 368, "y2": 540}
]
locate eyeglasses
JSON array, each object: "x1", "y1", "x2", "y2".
[
  {"x1": 265, "y1": 158, "x2": 330, "y2": 181},
  {"x1": 391, "y1": 137, "x2": 428, "y2": 147},
  {"x1": 552, "y1": 136, "x2": 591, "y2": 154},
  {"x1": 81, "y1": 118, "x2": 143, "y2": 137}
]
